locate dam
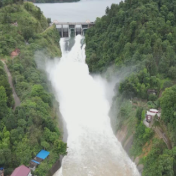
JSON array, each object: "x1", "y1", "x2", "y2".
[{"x1": 52, "y1": 21, "x2": 95, "y2": 37}]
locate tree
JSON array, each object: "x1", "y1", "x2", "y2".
[
  {"x1": 31, "y1": 84, "x2": 51, "y2": 106},
  {"x1": 35, "y1": 162, "x2": 50, "y2": 176},
  {"x1": 160, "y1": 85, "x2": 176, "y2": 123},
  {"x1": 0, "y1": 75, "x2": 14, "y2": 108},
  {"x1": 36, "y1": 7, "x2": 42, "y2": 20},
  {"x1": 47, "y1": 18, "x2": 51, "y2": 24},
  {"x1": 160, "y1": 85, "x2": 176, "y2": 144},
  {"x1": 168, "y1": 66, "x2": 176, "y2": 79},
  {"x1": 0, "y1": 86, "x2": 8, "y2": 119},
  {"x1": 41, "y1": 141, "x2": 50, "y2": 150},
  {"x1": 136, "y1": 107, "x2": 143, "y2": 122},
  {"x1": 53, "y1": 140, "x2": 67, "y2": 155},
  {"x1": 14, "y1": 138, "x2": 32, "y2": 165},
  {"x1": 21, "y1": 26, "x2": 34, "y2": 41}
]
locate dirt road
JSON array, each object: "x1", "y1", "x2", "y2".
[{"x1": 1, "y1": 60, "x2": 20, "y2": 109}]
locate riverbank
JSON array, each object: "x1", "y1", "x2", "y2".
[
  {"x1": 116, "y1": 123, "x2": 143, "y2": 174},
  {"x1": 85, "y1": 0, "x2": 176, "y2": 175},
  {"x1": 109, "y1": 94, "x2": 174, "y2": 175},
  {"x1": 0, "y1": 2, "x2": 66, "y2": 175}
]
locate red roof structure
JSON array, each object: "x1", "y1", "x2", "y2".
[{"x1": 11, "y1": 165, "x2": 30, "y2": 176}]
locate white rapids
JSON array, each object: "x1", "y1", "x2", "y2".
[{"x1": 46, "y1": 35, "x2": 140, "y2": 176}]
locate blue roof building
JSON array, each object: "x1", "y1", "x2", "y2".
[
  {"x1": 29, "y1": 150, "x2": 50, "y2": 171},
  {"x1": 0, "y1": 167, "x2": 4, "y2": 176},
  {"x1": 31, "y1": 160, "x2": 40, "y2": 165},
  {"x1": 36, "y1": 150, "x2": 50, "y2": 160}
]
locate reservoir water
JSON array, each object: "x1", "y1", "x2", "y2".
[{"x1": 35, "y1": 0, "x2": 121, "y2": 22}]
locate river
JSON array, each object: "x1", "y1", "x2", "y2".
[
  {"x1": 45, "y1": 35, "x2": 139, "y2": 176},
  {"x1": 37, "y1": 0, "x2": 140, "y2": 175}
]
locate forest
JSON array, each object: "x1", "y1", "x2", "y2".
[
  {"x1": 1, "y1": 0, "x2": 176, "y2": 175},
  {"x1": 85, "y1": 0, "x2": 176, "y2": 175},
  {"x1": 0, "y1": 1, "x2": 66, "y2": 175}
]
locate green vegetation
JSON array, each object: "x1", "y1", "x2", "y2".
[
  {"x1": 85, "y1": 0, "x2": 176, "y2": 100},
  {"x1": 0, "y1": 61, "x2": 14, "y2": 108},
  {"x1": 0, "y1": 2, "x2": 66, "y2": 176},
  {"x1": 130, "y1": 121, "x2": 154, "y2": 157},
  {"x1": 86, "y1": 0, "x2": 176, "y2": 74},
  {"x1": 0, "y1": 0, "x2": 23, "y2": 8},
  {"x1": 160, "y1": 85, "x2": 176, "y2": 145},
  {"x1": 143, "y1": 139, "x2": 176, "y2": 176},
  {"x1": 86, "y1": 0, "x2": 176, "y2": 175},
  {"x1": 119, "y1": 68, "x2": 161, "y2": 100}
]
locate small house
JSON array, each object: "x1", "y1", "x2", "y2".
[
  {"x1": 149, "y1": 109, "x2": 158, "y2": 113},
  {"x1": 146, "y1": 109, "x2": 160, "y2": 123},
  {"x1": 11, "y1": 165, "x2": 32, "y2": 176},
  {"x1": 0, "y1": 167, "x2": 4, "y2": 176},
  {"x1": 36, "y1": 150, "x2": 50, "y2": 161},
  {"x1": 53, "y1": 20, "x2": 59, "y2": 24},
  {"x1": 147, "y1": 89, "x2": 157, "y2": 95},
  {"x1": 11, "y1": 22, "x2": 18, "y2": 27},
  {"x1": 29, "y1": 150, "x2": 50, "y2": 171}
]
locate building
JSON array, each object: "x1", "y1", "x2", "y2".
[
  {"x1": 147, "y1": 89, "x2": 157, "y2": 95},
  {"x1": 36, "y1": 150, "x2": 50, "y2": 161},
  {"x1": 0, "y1": 167, "x2": 4, "y2": 176},
  {"x1": 11, "y1": 165, "x2": 32, "y2": 176},
  {"x1": 11, "y1": 22, "x2": 18, "y2": 27},
  {"x1": 146, "y1": 109, "x2": 161, "y2": 123},
  {"x1": 29, "y1": 150, "x2": 50, "y2": 171}
]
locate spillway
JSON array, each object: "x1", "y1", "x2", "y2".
[{"x1": 45, "y1": 35, "x2": 140, "y2": 176}]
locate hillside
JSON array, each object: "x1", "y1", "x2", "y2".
[
  {"x1": 85, "y1": 0, "x2": 176, "y2": 175},
  {"x1": 0, "y1": 1, "x2": 66, "y2": 176}
]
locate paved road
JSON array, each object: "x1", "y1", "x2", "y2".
[{"x1": 1, "y1": 60, "x2": 20, "y2": 109}]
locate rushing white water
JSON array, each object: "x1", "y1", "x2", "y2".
[{"x1": 46, "y1": 35, "x2": 139, "y2": 176}]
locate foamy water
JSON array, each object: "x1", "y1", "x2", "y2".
[{"x1": 45, "y1": 35, "x2": 139, "y2": 176}]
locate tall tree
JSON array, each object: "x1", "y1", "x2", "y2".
[{"x1": 0, "y1": 86, "x2": 8, "y2": 119}]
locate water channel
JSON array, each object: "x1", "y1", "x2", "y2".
[{"x1": 36, "y1": 1, "x2": 140, "y2": 175}]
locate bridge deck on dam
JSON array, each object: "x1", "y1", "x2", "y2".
[
  {"x1": 53, "y1": 21, "x2": 95, "y2": 38},
  {"x1": 53, "y1": 22, "x2": 95, "y2": 26}
]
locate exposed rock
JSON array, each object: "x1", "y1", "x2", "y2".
[
  {"x1": 116, "y1": 127, "x2": 144, "y2": 174},
  {"x1": 11, "y1": 48, "x2": 20, "y2": 58}
]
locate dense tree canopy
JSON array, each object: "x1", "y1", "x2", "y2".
[
  {"x1": 0, "y1": 2, "x2": 66, "y2": 175},
  {"x1": 86, "y1": 0, "x2": 176, "y2": 100},
  {"x1": 85, "y1": 0, "x2": 176, "y2": 175},
  {"x1": 160, "y1": 85, "x2": 176, "y2": 145},
  {"x1": 0, "y1": 62, "x2": 14, "y2": 108},
  {"x1": 86, "y1": 0, "x2": 176, "y2": 74}
]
